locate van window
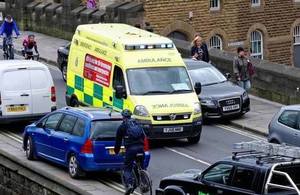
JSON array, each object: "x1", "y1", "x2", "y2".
[
  {"x1": 3, "y1": 70, "x2": 30, "y2": 91},
  {"x1": 30, "y1": 69, "x2": 49, "y2": 89},
  {"x1": 113, "y1": 66, "x2": 125, "y2": 89}
]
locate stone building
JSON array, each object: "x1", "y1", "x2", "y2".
[
  {"x1": 5, "y1": 0, "x2": 300, "y2": 66},
  {"x1": 143, "y1": 0, "x2": 300, "y2": 66}
]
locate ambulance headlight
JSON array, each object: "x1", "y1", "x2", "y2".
[
  {"x1": 193, "y1": 102, "x2": 202, "y2": 114},
  {"x1": 134, "y1": 105, "x2": 149, "y2": 117}
]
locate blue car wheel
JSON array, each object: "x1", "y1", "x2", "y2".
[
  {"x1": 68, "y1": 154, "x2": 85, "y2": 179},
  {"x1": 25, "y1": 136, "x2": 36, "y2": 160}
]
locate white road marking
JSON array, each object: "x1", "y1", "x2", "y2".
[
  {"x1": 1, "y1": 131, "x2": 22, "y2": 143},
  {"x1": 164, "y1": 147, "x2": 211, "y2": 166},
  {"x1": 216, "y1": 124, "x2": 266, "y2": 141}
]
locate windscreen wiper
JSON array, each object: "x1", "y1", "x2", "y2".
[
  {"x1": 169, "y1": 89, "x2": 192, "y2": 94},
  {"x1": 141, "y1": 90, "x2": 170, "y2": 95}
]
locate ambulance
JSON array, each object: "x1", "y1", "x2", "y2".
[{"x1": 66, "y1": 24, "x2": 202, "y2": 143}]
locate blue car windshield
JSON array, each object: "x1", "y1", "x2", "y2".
[{"x1": 90, "y1": 120, "x2": 123, "y2": 140}]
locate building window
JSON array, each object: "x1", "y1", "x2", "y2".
[
  {"x1": 210, "y1": 0, "x2": 220, "y2": 11},
  {"x1": 251, "y1": 0, "x2": 261, "y2": 7},
  {"x1": 250, "y1": 31, "x2": 263, "y2": 59},
  {"x1": 209, "y1": 35, "x2": 223, "y2": 50},
  {"x1": 293, "y1": 25, "x2": 300, "y2": 45}
]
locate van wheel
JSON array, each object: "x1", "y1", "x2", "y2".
[
  {"x1": 70, "y1": 97, "x2": 79, "y2": 107},
  {"x1": 68, "y1": 154, "x2": 85, "y2": 179},
  {"x1": 187, "y1": 134, "x2": 201, "y2": 144},
  {"x1": 25, "y1": 136, "x2": 36, "y2": 160},
  {"x1": 270, "y1": 139, "x2": 280, "y2": 144}
]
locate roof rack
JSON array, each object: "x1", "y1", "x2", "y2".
[{"x1": 233, "y1": 141, "x2": 300, "y2": 163}]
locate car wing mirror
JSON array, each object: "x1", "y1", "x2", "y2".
[
  {"x1": 194, "y1": 82, "x2": 202, "y2": 95},
  {"x1": 115, "y1": 85, "x2": 127, "y2": 99},
  {"x1": 36, "y1": 122, "x2": 45, "y2": 129}
]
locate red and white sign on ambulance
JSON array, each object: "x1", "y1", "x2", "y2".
[{"x1": 83, "y1": 54, "x2": 112, "y2": 87}]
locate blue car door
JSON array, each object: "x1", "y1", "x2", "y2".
[
  {"x1": 51, "y1": 114, "x2": 77, "y2": 163},
  {"x1": 34, "y1": 113, "x2": 63, "y2": 158}
]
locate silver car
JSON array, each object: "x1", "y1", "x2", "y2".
[{"x1": 268, "y1": 105, "x2": 300, "y2": 146}]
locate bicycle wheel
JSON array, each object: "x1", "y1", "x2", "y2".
[
  {"x1": 138, "y1": 170, "x2": 152, "y2": 195},
  {"x1": 9, "y1": 46, "x2": 14, "y2": 59}
]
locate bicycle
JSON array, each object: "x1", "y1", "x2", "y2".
[
  {"x1": 2, "y1": 35, "x2": 17, "y2": 60},
  {"x1": 122, "y1": 153, "x2": 152, "y2": 195}
]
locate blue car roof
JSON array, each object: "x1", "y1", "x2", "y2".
[{"x1": 59, "y1": 107, "x2": 123, "y2": 121}]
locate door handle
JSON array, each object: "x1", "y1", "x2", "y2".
[
  {"x1": 64, "y1": 137, "x2": 69, "y2": 142},
  {"x1": 20, "y1": 93, "x2": 29, "y2": 97}
]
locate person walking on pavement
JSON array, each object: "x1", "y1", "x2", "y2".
[
  {"x1": 114, "y1": 109, "x2": 146, "y2": 195},
  {"x1": 191, "y1": 35, "x2": 210, "y2": 63},
  {"x1": 233, "y1": 47, "x2": 252, "y2": 91},
  {"x1": 0, "y1": 15, "x2": 20, "y2": 52}
]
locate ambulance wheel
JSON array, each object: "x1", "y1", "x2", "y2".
[
  {"x1": 70, "y1": 97, "x2": 79, "y2": 107},
  {"x1": 187, "y1": 134, "x2": 201, "y2": 144}
]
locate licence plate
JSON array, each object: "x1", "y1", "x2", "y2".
[
  {"x1": 7, "y1": 105, "x2": 27, "y2": 112},
  {"x1": 163, "y1": 127, "x2": 183, "y2": 133},
  {"x1": 108, "y1": 148, "x2": 126, "y2": 155},
  {"x1": 222, "y1": 104, "x2": 240, "y2": 112}
]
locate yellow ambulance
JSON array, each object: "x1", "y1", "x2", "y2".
[{"x1": 66, "y1": 24, "x2": 202, "y2": 143}]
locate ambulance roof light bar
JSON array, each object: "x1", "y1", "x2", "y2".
[
  {"x1": 125, "y1": 43, "x2": 173, "y2": 50},
  {"x1": 233, "y1": 141, "x2": 300, "y2": 159}
]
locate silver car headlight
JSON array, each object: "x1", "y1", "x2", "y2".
[
  {"x1": 133, "y1": 105, "x2": 149, "y2": 117},
  {"x1": 242, "y1": 91, "x2": 249, "y2": 101},
  {"x1": 201, "y1": 98, "x2": 215, "y2": 106},
  {"x1": 193, "y1": 102, "x2": 202, "y2": 114}
]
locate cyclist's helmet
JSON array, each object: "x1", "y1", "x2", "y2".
[
  {"x1": 5, "y1": 15, "x2": 12, "y2": 23},
  {"x1": 121, "y1": 109, "x2": 132, "y2": 118}
]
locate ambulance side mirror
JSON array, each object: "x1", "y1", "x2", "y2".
[
  {"x1": 194, "y1": 82, "x2": 202, "y2": 95},
  {"x1": 115, "y1": 85, "x2": 127, "y2": 99}
]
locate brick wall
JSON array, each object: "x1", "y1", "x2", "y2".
[{"x1": 144, "y1": 0, "x2": 300, "y2": 66}]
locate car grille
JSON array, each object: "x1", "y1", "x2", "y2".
[
  {"x1": 219, "y1": 97, "x2": 241, "y2": 113},
  {"x1": 153, "y1": 113, "x2": 191, "y2": 121}
]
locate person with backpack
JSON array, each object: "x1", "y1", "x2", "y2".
[{"x1": 114, "y1": 109, "x2": 146, "y2": 195}]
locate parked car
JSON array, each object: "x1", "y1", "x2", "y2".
[
  {"x1": 157, "y1": 141, "x2": 300, "y2": 195},
  {"x1": 23, "y1": 107, "x2": 151, "y2": 178},
  {"x1": 184, "y1": 59, "x2": 250, "y2": 119},
  {"x1": 57, "y1": 42, "x2": 70, "y2": 81},
  {"x1": 0, "y1": 60, "x2": 56, "y2": 124},
  {"x1": 268, "y1": 105, "x2": 300, "y2": 146}
]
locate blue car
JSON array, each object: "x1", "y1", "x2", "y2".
[{"x1": 23, "y1": 107, "x2": 151, "y2": 178}]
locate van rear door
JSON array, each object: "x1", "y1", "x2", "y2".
[
  {"x1": 1, "y1": 68, "x2": 32, "y2": 116},
  {"x1": 29, "y1": 68, "x2": 53, "y2": 114},
  {"x1": 91, "y1": 120, "x2": 125, "y2": 165}
]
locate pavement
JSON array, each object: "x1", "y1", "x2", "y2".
[{"x1": 12, "y1": 30, "x2": 284, "y2": 136}]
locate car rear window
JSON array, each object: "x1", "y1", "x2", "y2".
[{"x1": 90, "y1": 120, "x2": 123, "y2": 140}]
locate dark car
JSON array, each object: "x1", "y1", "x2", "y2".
[
  {"x1": 184, "y1": 59, "x2": 250, "y2": 119},
  {"x1": 57, "y1": 42, "x2": 70, "y2": 81},
  {"x1": 156, "y1": 141, "x2": 300, "y2": 195},
  {"x1": 268, "y1": 105, "x2": 300, "y2": 146}
]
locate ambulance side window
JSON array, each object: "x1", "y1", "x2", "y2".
[{"x1": 113, "y1": 66, "x2": 125, "y2": 89}]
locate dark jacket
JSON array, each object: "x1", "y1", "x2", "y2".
[
  {"x1": 233, "y1": 56, "x2": 250, "y2": 81},
  {"x1": 0, "y1": 20, "x2": 20, "y2": 36},
  {"x1": 191, "y1": 43, "x2": 210, "y2": 63},
  {"x1": 114, "y1": 119, "x2": 145, "y2": 154}
]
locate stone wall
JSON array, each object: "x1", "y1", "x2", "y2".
[{"x1": 175, "y1": 40, "x2": 300, "y2": 105}]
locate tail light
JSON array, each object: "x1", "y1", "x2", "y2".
[
  {"x1": 143, "y1": 137, "x2": 150, "y2": 152},
  {"x1": 81, "y1": 139, "x2": 93, "y2": 154},
  {"x1": 51, "y1": 86, "x2": 56, "y2": 102}
]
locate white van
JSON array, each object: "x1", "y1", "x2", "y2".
[{"x1": 0, "y1": 60, "x2": 56, "y2": 123}]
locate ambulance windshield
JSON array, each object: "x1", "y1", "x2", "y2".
[{"x1": 127, "y1": 67, "x2": 193, "y2": 95}]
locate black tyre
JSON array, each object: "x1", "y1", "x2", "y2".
[
  {"x1": 70, "y1": 97, "x2": 79, "y2": 107},
  {"x1": 61, "y1": 64, "x2": 67, "y2": 81},
  {"x1": 187, "y1": 134, "x2": 201, "y2": 144},
  {"x1": 25, "y1": 136, "x2": 35, "y2": 160},
  {"x1": 270, "y1": 139, "x2": 280, "y2": 144},
  {"x1": 68, "y1": 154, "x2": 85, "y2": 179},
  {"x1": 138, "y1": 170, "x2": 152, "y2": 195}
]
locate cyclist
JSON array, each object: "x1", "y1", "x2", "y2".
[
  {"x1": 0, "y1": 15, "x2": 20, "y2": 52},
  {"x1": 115, "y1": 109, "x2": 146, "y2": 195},
  {"x1": 22, "y1": 34, "x2": 39, "y2": 59}
]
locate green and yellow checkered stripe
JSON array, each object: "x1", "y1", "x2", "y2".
[{"x1": 67, "y1": 73, "x2": 124, "y2": 110}]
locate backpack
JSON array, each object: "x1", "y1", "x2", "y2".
[
  {"x1": 126, "y1": 119, "x2": 144, "y2": 140},
  {"x1": 247, "y1": 61, "x2": 255, "y2": 77}
]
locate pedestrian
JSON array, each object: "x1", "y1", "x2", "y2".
[
  {"x1": 233, "y1": 47, "x2": 252, "y2": 91},
  {"x1": 191, "y1": 35, "x2": 210, "y2": 63},
  {"x1": 86, "y1": 0, "x2": 97, "y2": 9}
]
